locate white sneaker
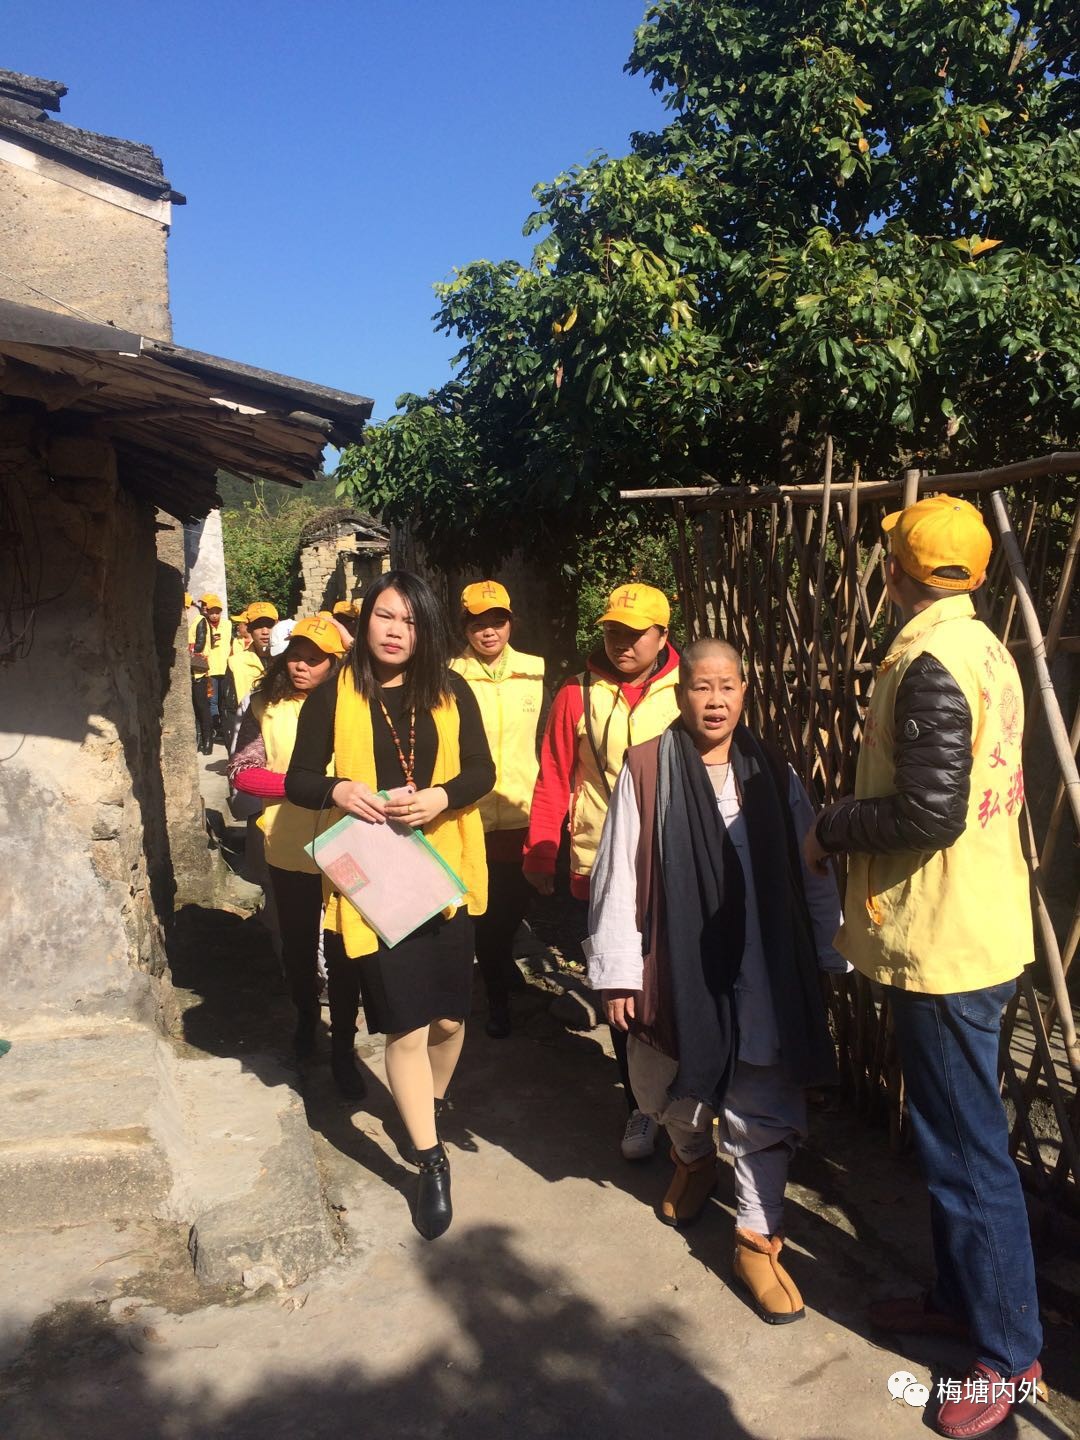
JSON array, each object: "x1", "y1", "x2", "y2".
[{"x1": 620, "y1": 1108, "x2": 659, "y2": 1161}]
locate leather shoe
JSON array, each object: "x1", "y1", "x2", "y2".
[
  {"x1": 936, "y1": 1359, "x2": 1043, "y2": 1437},
  {"x1": 414, "y1": 1143, "x2": 452, "y2": 1240},
  {"x1": 331, "y1": 1048, "x2": 367, "y2": 1101}
]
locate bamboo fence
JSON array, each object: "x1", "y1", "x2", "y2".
[{"x1": 624, "y1": 452, "x2": 1080, "y2": 1213}]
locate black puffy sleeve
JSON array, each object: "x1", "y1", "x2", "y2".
[{"x1": 816, "y1": 653, "x2": 973, "y2": 855}]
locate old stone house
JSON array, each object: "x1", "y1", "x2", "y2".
[
  {"x1": 0, "y1": 70, "x2": 373, "y2": 1028},
  {"x1": 296, "y1": 505, "x2": 390, "y2": 614}
]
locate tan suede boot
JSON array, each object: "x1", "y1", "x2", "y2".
[
  {"x1": 733, "y1": 1228, "x2": 805, "y2": 1324},
  {"x1": 660, "y1": 1147, "x2": 717, "y2": 1227}
]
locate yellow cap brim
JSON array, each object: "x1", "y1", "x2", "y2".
[
  {"x1": 463, "y1": 603, "x2": 512, "y2": 617},
  {"x1": 598, "y1": 607, "x2": 663, "y2": 630},
  {"x1": 881, "y1": 510, "x2": 902, "y2": 535}
]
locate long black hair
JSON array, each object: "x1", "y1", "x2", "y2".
[
  {"x1": 351, "y1": 570, "x2": 453, "y2": 712},
  {"x1": 251, "y1": 642, "x2": 341, "y2": 706}
]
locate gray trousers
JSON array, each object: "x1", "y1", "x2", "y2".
[{"x1": 627, "y1": 1034, "x2": 807, "y2": 1235}]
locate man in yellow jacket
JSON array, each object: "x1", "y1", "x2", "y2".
[
  {"x1": 190, "y1": 593, "x2": 232, "y2": 752},
  {"x1": 451, "y1": 581, "x2": 545, "y2": 1037},
  {"x1": 805, "y1": 497, "x2": 1041, "y2": 1439},
  {"x1": 524, "y1": 581, "x2": 680, "y2": 1158}
]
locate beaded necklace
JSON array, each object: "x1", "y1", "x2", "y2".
[{"x1": 376, "y1": 691, "x2": 416, "y2": 786}]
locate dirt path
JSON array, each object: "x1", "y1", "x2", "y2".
[{"x1": 1, "y1": 903, "x2": 1076, "y2": 1439}]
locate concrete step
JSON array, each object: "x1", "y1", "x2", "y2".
[
  {"x1": 0, "y1": 1025, "x2": 170, "y2": 1228},
  {"x1": 0, "y1": 1022, "x2": 338, "y2": 1290}
]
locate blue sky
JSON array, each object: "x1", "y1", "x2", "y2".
[{"x1": 7, "y1": 1, "x2": 668, "y2": 419}]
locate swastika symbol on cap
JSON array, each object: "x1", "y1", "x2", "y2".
[
  {"x1": 615, "y1": 589, "x2": 638, "y2": 607},
  {"x1": 481, "y1": 583, "x2": 499, "y2": 599}
]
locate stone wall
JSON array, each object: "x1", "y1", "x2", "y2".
[
  {"x1": 0, "y1": 415, "x2": 175, "y2": 1023},
  {"x1": 297, "y1": 531, "x2": 389, "y2": 615},
  {"x1": 0, "y1": 150, "x2": 171, "y2": 337}
]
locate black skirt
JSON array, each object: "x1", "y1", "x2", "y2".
[{"x1": 329, "y1": 908, "x2": 475, "y2": 1035}]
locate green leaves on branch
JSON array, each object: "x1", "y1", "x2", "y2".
[{"x1": 337, "y1": 0, "x2": 1080, "y2": 569}]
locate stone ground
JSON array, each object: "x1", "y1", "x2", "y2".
[{"x1": 0, "y1": 752, "x2": 1077, "y2": 1440}]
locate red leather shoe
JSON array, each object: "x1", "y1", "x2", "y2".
[
  {"x1": 936, "y1": 1359, "x2": 1043, "y2": 1438},
  {"x1": 867, "y1": 1292, "x2": 969, "y2": 1340}
]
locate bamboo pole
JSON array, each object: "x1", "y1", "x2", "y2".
[
  {"x1": 619, "y1": 451, "x2": 1080, "y2": 504},
  {"x1": 804, "y1": 438, "x2": 834, "y2": 775},
  {"x1": 989, "y1": 489, "x2": 1080, "y2": 839}
]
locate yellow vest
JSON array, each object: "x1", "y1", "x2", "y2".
[
  {"x1": 253, "y1": 694, "x2": 322, "y2": 875},
  {"x1": 450, "y1": 644, "x2": 544, "y2": 832},
  {"x1": 192, "y1": 616, "x2": 232, "y2": 676},
  {"x1": 836, "y1": 595, "x2": 1035, "y2": 993},
  {"x1": 571, "y1": 665, "x2": 680, "y2": 876},
  {"x1": 323, "y1": 670, "x2": 488, "y2": 958},
  {"x1": 230, "y1": 649, "x2": 265, "y2": 704}
]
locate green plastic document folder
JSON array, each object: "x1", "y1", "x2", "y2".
[{"x1": 305, "y1": 805, "x2": 466, "y2": 948}]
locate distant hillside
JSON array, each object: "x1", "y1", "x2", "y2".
[{"x1": 216, "y1": 470, "x2": 341, "y2": 514}]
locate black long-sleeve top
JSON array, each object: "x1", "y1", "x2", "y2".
[
  {"x1": 816, "y1": 653, "x2": 973, "y2": 855},
  {"x1": 285, "y1": 668, "x2": 495, "y2": 814}
]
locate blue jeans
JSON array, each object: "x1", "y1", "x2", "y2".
[{"x1": 889, "y1": 979, "x2": 1042, "y2": 1376}]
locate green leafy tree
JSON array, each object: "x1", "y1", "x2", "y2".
[
  {"x1": 338, "y1": 0, "x2": 1080, "y2": 577},
  {"x1": 221, "y1": 484, "x2": 319, "y2": 617}
]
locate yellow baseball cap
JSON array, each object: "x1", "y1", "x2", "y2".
[
  {"x1": 184, "y1": 592, "x2": 193, "y2": 608},
  {"x1": 599, "y1": 582, "x2": 670, "y2": 630},
  {"x1": 882, "y1": 495, "x2": 992, "y2": 591},
  {"x1": 201, "y1": 593, "x2": 222, "y2": 610},
  {"x1": 461, "y1": 580, "x2": 512, "y2": 615},
  {"x1": 332, "y1": 599, "x2": 359, "y2": 618},
  {"x1": 230, "y1": 606, "x2": 249, "y2": 623},
  {"x1": 289, "y1": 615, "x2": 347, "y2": 657},
  {"x1": 245, "y1": 602, "x2": 279, "y2": 625}
]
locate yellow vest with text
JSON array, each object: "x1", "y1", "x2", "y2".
[
  {"x1": 572, "y1": 666, "x2": 680, "y2": 877},
  {"x1": 450, "y1": 644, "x2": 544, "y2": 831},
  {"x1": 836, "y1": 595, "x2": 1035, "y2": 993},
  {"x1": 253, "y1": 694, "x2": 321, "y2": 875},
  {"x1": 322, "y1": 671, "x2": 488, "y2": 958}
]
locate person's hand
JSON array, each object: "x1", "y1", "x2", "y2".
[
  {"x1": 524, "y1": 870, "x2": 555, "y2": 896},
  {"x1": 802, "y1": 818, "x2": 830, "y2": 877},
  {"x1": 604, "y1": 990, "x2": 637, "y2": 1032},
  {"x1": 384, "y1": 786, "x2": 448, "y2": 828},
  {"x1": 333, "y1": 780, "x2": 387, "y2": 824}
]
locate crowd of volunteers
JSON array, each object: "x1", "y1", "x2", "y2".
[{"x1": 188, "y1": 494, "x2": 1044, "y2": 1438}]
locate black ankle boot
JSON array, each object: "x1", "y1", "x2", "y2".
[
  {"x1": 414, "y1": 1143, "x2": 452, "y2": 1241},
  {"x1": 331, "y1": 1047, "x2": 367, "y2": 1101}
]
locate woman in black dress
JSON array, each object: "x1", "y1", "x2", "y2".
[{"x1": 287, "y1": 571, "x2": 494, "y2": 1240}]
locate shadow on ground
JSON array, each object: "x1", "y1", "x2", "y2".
[
  {"x1": 164, "y1": 901, "x2": 1080, "y2": 1433},
  {"x1": 0, "y1": 1225, "x2": 779, "y2": 1440}
]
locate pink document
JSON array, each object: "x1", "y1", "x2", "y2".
[{"x1": 305, "y1": 811, "x2": 465, "y2": 948}]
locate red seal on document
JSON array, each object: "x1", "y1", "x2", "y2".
[{"x1": 324, "y1": 854, "x2": 370, "y2": 894}]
